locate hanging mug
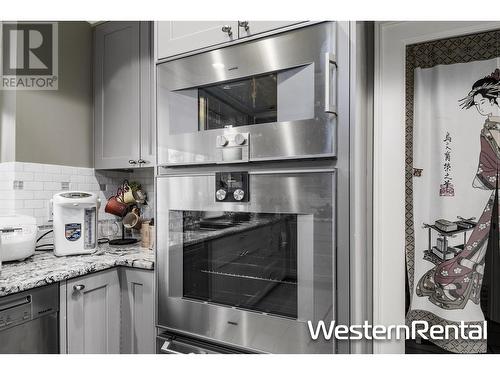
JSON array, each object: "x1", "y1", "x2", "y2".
[
  {"x1": 105, "y1": 188, "x2": 128, "y2": 217},
  {"x1": 123, "y1": 206, "x2": 142, "y2": 230},
  {"x1": 133, "y1": 189, "x2": 147, "y2": 204},
  {"x1": 122, "y1": 180, "x2": 137, "y2": 204}
]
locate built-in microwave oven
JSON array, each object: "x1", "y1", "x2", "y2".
[{"x1": 157, "y1": 22, "x2": 340, "y2": 166}]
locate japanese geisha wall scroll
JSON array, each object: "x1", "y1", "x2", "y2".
[{"x1": 406, "y1": 30, "x2": 500, "y2": 354}]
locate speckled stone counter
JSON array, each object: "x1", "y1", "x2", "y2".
[{"x1": 0, "y1": 243, "x2": 154, "y2": 297}]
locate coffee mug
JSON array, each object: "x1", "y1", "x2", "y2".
[
  {"x1": 122, "y1": 181, "x2": 137, "y2": 204},
  {"x1": 133, "y1": 189, "x2": 147, "y2": 204},
  {"x1": 104, "y1": 188, "x2": 128, "y2": 217},
  {"x1": 123, "y1": 189, "x2": 136, "y2": 204},
  {"x1": 123, "y1": 207, "x2": 142, "y2": 229}
]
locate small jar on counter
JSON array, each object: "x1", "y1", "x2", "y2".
[
  {"x1": 149, "y1": 218, "x2": 155, "y2": 251},
  {"x1": 140, "y1": 220, "x2": 150, "y2": 248}
]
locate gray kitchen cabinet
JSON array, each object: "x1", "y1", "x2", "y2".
[
  {"x1": 156, "y1": 21, "x2": 306, "y2": 60},
  {"x1": 94, "y1": 21, "x2": 154, "y2": 170},
  {"x1": 120, "y1": 268, "x2": 155, "y2": 354},
  {"x1": 64, "y1": 268, "x2": 121, "y2": 354},
  {"x1": 236, "y1": 21, "x2": 304, "y2": 38},
  {"x1": 156, "y1": 21, "x2": 237, "y2": 59}
]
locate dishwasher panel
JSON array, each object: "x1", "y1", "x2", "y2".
[{"x1": 0, "y1": 284, "x2": 59, "y2": 354}]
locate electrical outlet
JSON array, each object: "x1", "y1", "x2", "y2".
[{"x1": 13, "y1": 180, "x2": 24, "y2": 190}]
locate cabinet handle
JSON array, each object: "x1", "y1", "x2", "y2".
[
  {"x1": 128, "y1": 160, "x2": 137, "y2": 165},
  {"x1": 73, "y1": 284, "x2": 85, "y2": 292},
  {"x1": 238, "y1": 21, "x2": 249, "y2": 32},
  {"x1": 324, "y1": 52, "x2": 337, "y2": 115},
  {"x1": 138, "y1": 159, "x2": 147, "y2": 164},
  {"x1": 221, "y1": 25, "x2": 233, "y2": 37}
]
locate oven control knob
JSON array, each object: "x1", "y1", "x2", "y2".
[
  {"x1": 233, "y1": 189, "x2": 245, "y2": 201},
  {"x1": 216, "y1": 189, "x2": 227, "y2": 201},
  {"x1": 234, "y1": 133, "x2": 246, "y2": 145},
  {"x1": 217, "y1": 135, "x2": 229, "y2": 147}
]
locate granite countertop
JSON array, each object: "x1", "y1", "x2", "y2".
[{"x1": 0, "y1": 243, "x2": 154, "y2": 298}]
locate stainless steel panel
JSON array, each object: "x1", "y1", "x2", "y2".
[
  {"x1": 157, "y1": 168, "x2": 336, "y2": 353},
  {"x1": 0, "y1": 284, "x2": 59, "y2": 354},
  {"x1": 157, "y1": 22, "x2": 339, "y2": 165},
  {"x1": 0, "y1": 313, "x2": 59, "y2": 354},
  {"x1": 156, "y1": 333, "x2": 243, "y2": 354}
]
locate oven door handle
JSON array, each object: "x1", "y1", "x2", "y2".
[
  {"x1": 324, "y1": 52, "x2": 337, "y2": 115},
  {"x1": 160, "y1": 340, "x2": 179, "y2": 354},
  {"x1": 160, "y1": 339, "x2": 215, "y2": 354}
]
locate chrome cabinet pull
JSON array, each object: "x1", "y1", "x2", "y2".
[
  {"x1": 221, "y1": 25, "x2": 233, "y2": 37},
  {"x1": 324, "y1": 52, "x2": 337, "y2": 115},
  {"x1": 128, "y1": 160, "x2": 137, "y2": 165},
  {"x1": 238, "y1": 21, "x2": 249, "y2": 31},
  {"x1": 138, "y1": 159, "x2": 147, "y2": 164},
  {"x1": 73, "y1": 284, "x2": 85, "y2": 292}
]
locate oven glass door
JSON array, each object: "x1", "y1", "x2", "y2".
[
  {"x1": 157, "y1": 169, "x2": 337, "y2": 353},
  {"x1": 163, "y1": 66, "x2": 314, "y2": 136},
  {"x1": 174, "y1": 211, "x2": 298, "y2": 318}
]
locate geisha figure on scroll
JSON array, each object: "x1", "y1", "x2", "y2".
[{"x1": 417, "y1": 69, "x2": 500, "y2": 310}]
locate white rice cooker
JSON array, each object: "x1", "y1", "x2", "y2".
[
  {"x1": 0, "y1": 214, "x2": 38, "y2": 265},
  {"x1": 52, "y1": 192, "x2": 100, "y2": 256}
]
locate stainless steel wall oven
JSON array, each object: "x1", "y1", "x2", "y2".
[
  {"x1": 157, "y1": 22, "x2": 338, "y2": 166},
  {"x1": 155, "y1": 21, "x2": 372, "y2": 354},
  {"x1": 157, "y1": 165, "x2": 337, "y2": 353}
]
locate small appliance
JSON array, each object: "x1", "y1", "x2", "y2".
[
  {"x1": 0, "y1": 214, "x2": 37, "y2": 262},
  {"x1": 52, "y1": 192, "x2": 100, "y2": 256}
]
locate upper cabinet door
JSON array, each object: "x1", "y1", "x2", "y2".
[
  {"x1": 237, "y1": 21, "x2": 305, "y2": 38},
  {"x1": 94, "y1": 22, "x2": 141, "y2": 169},
  {"x1": 156, "y1": 21, "x2": 238, "y2": 59},
  {"x1": 139, "y1": 22, "x2": 155, "y2": 167}
]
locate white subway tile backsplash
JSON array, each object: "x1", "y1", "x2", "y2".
[
  {"x1": 24, "y1": 200, "x2": 44, "y2": 209},
  {"x1": 53, "y1": 174, "x2": 71, "y2": 182},
  {"x1": 70, "y1": 175, "x2": 86, "y2": 183},
  {"x1": 23, "y1": 163, "x2": 44, "y2": 172},
  {"x1": 0, "y1": 181, "x2": 11, "y2": 190},
  {"x1": 43, "y1": 181, "x2": 61, "y2": 191},
  {"x1": 23, "y1": 181, "x2": 40, "y2": 191},
  {"x1": 15, "y1": 172, "x2": 34, "y2": 181},
  {"x1": 16, "y1": 208, "x2": 34, "y2": 216},
  {"x1": 14, "y1": 190, "x2": 34, "y2": 200},
  {"x1": 34, "y1": 191, "x2": 54, "y2": 200},
  {"x1": 34, "y1": 173, "x2": 54, "y2": 182},
  {"x1": 2, "y1": 162, "x2": 155, "y2": 225},
  {"x1": 79, "y1": 167, "x2": 93, "y2": 176},
  {"x1": 43, "y1": 164, "x2": 61, "y2": 174}
]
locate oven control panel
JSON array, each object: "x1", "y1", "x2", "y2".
[
  {"x1": 215, "y1": 133, "x2": 249, "y2": 164},
  {"x1": 215, "y1": 172, "x2": 249, "y2": 202}
]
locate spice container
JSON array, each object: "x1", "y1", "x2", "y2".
[
  {"x1": 149, "y1": 218, "x2": 155, "y2": 251},
  {"x1": 140, "y1": 220, "x2": 150, "y2": 248}
]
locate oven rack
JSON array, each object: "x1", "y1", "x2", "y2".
[{"x1": 200, "y1": 269, "x2": 297, "y2": 285}]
